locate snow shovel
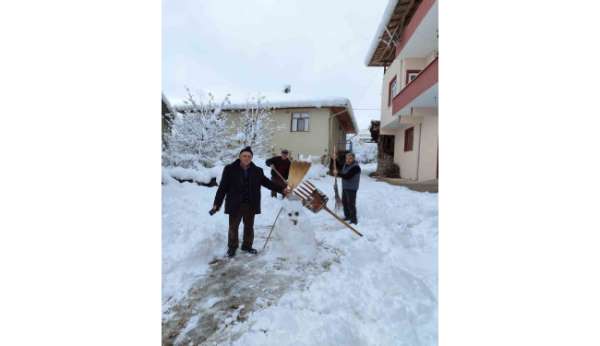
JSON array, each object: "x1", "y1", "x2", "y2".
[{"x1": 293, "y1": 180, "x2": 363, "y2": 237}]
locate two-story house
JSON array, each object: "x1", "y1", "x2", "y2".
[{"x1": 366, "y1": 0, "x2": 438, "y2": 182}]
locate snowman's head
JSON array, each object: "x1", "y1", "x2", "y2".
[{"x1": 282, "y1": 196, "x2": 304, "y2": 226}]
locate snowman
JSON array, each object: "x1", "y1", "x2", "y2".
[{"x1": 267, "y1": 196, "x2": 318, "y2": 261}]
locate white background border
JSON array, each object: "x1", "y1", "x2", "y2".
[{"x1": 1, "y1": 0, "x2": 599, "y2": 344}]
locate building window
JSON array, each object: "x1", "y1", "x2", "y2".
[
  {"x1": 406, "y1": 70, "x2": 421, "y2": 85},
  {"x1": 404, "y1": 127, "x2": 414, "y2": 152},
  {"x1": 388, "y1": 76, "x2": 398, "y2": 106},
  {"x1": 291, "y1": 112, "x2": 310, "y2": 132}
]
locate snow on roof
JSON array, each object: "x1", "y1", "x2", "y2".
[
  {"x1": 223, "y1": 96, "x2": 351, "y2": 111},
  {"x1": 173, "y1": 93, "x2": 359, "y2": 133},
  {"x1": 364, "y1": 0, "x2": 400, "y2": 66}
]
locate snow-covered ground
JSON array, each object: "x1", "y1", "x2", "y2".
[{"x1": 162, "y1": 160, "x2": 438, "y2": 345}]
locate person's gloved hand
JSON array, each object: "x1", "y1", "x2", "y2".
[{"x1": 209, "y1": 204, "x2": 220, "y2": 215}]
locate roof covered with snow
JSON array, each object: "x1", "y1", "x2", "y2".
[
  {"x1": 364, "y1": 0, "x2": 422, "y2": 67},
  {"x1": 174, "y1": 95, "x2": 359, "y2": 134}
]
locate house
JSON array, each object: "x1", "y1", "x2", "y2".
[
  {"x1": 365, "y1": 0, "x2": 438, "y2": 182},
  {"x1": 174, "y1": 96, "x2": 358, "y2": 161}
]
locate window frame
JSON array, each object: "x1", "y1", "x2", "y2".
[
  {"x1": 290, "y1": 112, "x2": 310, "y2": 132},
  {"x1": 404, "y1": 126, "x2": 414, "y2": 152},
  {"x1": 388, "y1": 76, "x2": 398, "y2": 107}
]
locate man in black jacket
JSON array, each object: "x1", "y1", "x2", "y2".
[
  {"x1": 211, "y1": 147, "x2": 289, "y2": 257},
  {"x1": 265, "y1": 149, "x2": 291, "y2": 198}
]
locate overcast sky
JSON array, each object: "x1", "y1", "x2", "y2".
[{"x1": 162, "y1": 0, "x2": 389, "y2": 130}]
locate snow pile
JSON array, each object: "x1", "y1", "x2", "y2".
[{"x1": 162, "y1": 165, "x2": 224, "y2": 185}]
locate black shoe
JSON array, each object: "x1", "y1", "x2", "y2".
[
  {"x1": 227, "y1": 248, "x2": 236, "y2": 258},
  {"x1": 241, "y1": 247, "x2": 258, "y2": 255},
  {"x1": 350, "y1": 220, "x2": 358, "y2": 225},
  {"x1": 343, "y1": 217, "x2": 351, "y2": 221}
]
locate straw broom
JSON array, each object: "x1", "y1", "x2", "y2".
[
  {"x1": 332, "y1": 145, "x2": 343, "y2": 211},
  {"x1": 288, "y1": 160, "x2": 311, "y2": 189},
  {"x1": 270, "y1": 160, "x2": 311, "y2": 191}
]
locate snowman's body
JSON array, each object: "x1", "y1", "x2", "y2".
[{"x1": 268, "y1": 197, "x2": 318, "y2": 261}]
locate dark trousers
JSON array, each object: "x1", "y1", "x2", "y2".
[
  {"x1": 228, "y1": 203, "x2": 255, "y2": 250},
  {"x1": 342, "y1": 189, "x2": 358, "y2": 223},
  {"x1": 270, "y1": 176, "x2": 285, "y2": 198}
]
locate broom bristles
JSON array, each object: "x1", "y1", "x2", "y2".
[{"x1": 288, "y1": 161, "x2": 311, "y2": 189}]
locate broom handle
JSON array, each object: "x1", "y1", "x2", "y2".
[
  {"x1": 322, "y1": 206, "x2": 363, "y2": 237},
  {"x1": 262, "y1": 206, "x2": 284, "y2": 252},
  {"x1": 270, "y1": 164, "x2": 289, "y2": 185}
]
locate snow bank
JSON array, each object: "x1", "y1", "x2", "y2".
[
  {"x1": 162, "y1": 165, "x2": 224, "y2": 185},
  {"x1": 162, "y1": 182, "x2": 229, "y2": 305}
]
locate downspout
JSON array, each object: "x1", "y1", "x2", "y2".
[
  {"x1": 416, "y1": 122, "x2": 423, "y2": 181},
  {"x1": 328, "y1": 109, "x2": 348, "y2": 155}
]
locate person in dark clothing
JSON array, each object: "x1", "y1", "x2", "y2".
[
  {"x1": 333, "y1": 152, "x2": 361, "y2": 225},
  {"x1": 211, "y1": 147, "x2": 289, "y2": 257},
  {"x1": 265, "y1": 149, "x2": 291, "y2": 198}
]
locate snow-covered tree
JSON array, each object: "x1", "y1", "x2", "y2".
[
  {"x1": 163, "y1": 88, "x2": 231, "y2": 168},
  {"x1": 232, "y1": 95, "x2": 279, "y2": 158}
]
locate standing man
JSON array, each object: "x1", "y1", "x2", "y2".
[
  {"x1": 265, "y1": 149, "x2": 291, "y2": 198},
  {"x1": 211, "y1": 147, "x2": 289, "y2": 257},
  {"x1": 334, "y1": 152, "x2": 361, "y2": 225}
]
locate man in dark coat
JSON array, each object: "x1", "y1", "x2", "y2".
[
  {"x1": 211, "y1": 147, "x2": 289, "y2": 257},
  {"x1": 333, "y1": 152, "x2": 361, "y2": 225},
  {"x1": 265, "y1": 149, "x2": 291, "y2": 198}
]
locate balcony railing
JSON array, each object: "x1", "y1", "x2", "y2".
[{"x1": 392, "y1": 57, "x2": 438, "y2": 115}]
